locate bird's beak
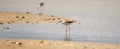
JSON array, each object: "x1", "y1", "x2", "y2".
[{"x1": 76, "y1": 22, "x2": 80, "y2": 24}]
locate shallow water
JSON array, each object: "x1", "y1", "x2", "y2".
[{"x1": 0, "y1": 24, "x2": 120, "y2": 43}]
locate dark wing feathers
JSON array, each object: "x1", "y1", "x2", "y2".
[{"x1": 66, "y1": 21, "x2": 76, "y2": 23}]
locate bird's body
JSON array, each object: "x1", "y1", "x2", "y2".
[
  {"x1": 58, "y1": 19, "x2": 76, "y2": 41},
  {"x1": 60, "y1": 19, "x2": 76, "y2": 25},
  {"x1": 37, "y1": 2, "x2": 44, "y2": 15},
  {"x1": 62, "y1": 21, "x2": 76, "y2": 25}
]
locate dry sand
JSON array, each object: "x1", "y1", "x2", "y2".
[
  {"x1": 0, "y1": 39, "x2": 120, "y2": 49},
  {"x1": 0, "y1": 12, "x2": 77, "y2": 24}
]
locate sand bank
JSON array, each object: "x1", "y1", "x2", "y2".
[
  {"x1": 0, "y1": 39, "x2": 120, "y2": 49},
  {"x1": 0, "y1": 12, "x2": 77, "y2": 24}
]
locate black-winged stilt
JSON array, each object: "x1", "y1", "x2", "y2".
[
  {"x1": 58, "y1": 19, "x2": 76, "y2": 41},
  {"x1": 37, "y1": 2, "x2": 44, "y2": 15}
]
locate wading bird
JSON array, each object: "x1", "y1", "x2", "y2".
[
  {"x1": 58, "y1": 19, "x2": 76, "y2": 41},
  {"x1": 37, "y1": 2, "x2": 44, "y2": 15}
]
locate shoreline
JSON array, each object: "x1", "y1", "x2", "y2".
[
  {"x1": 0, "y1": 12, "x2": 119, "y2": 49},
  {"x1": 0, "y1": 38, "x2": 119, "y2": 44},
  {"x1": 0, "y1": 12, "x2": 79, "y2": 24},
  {"x1": 0, "y1": 39, "x2": 120, "y2": 49}
]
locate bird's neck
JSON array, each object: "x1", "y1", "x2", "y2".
[{"x1": 61, "y1": 20, "x2": 65, "y2": 23}]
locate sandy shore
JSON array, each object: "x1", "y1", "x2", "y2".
[
  {"x1": 1, "y1": 12, "x2": 119, "y2": 49},
  {"x1": 0, "y1": 39, "x2": 120, "y2": 49},
  {"x1": 0, "y1": 12, "x2": 78, "y2": 24}
]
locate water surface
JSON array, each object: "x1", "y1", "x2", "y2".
[{"x1": 0, "y1": 24, "x2": 120, "y2": 43}]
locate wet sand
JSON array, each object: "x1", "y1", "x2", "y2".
[{"x1": 0, "y1": 39, "x2": 120, "y2": 49}]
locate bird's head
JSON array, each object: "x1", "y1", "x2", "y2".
[{"x1": 57, "y1": 19, "x2": 62, "y2": 23}]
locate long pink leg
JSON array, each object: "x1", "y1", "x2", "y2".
[
  {"x1": 65, "y1": 25, "x2": 68, "y2": 40},
  {"x1": 68, "y1": 25, "x2": 71, "y2": 34},
  {"x1": 68, "y1": 25, "x2": 71, "y2": 40}
]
